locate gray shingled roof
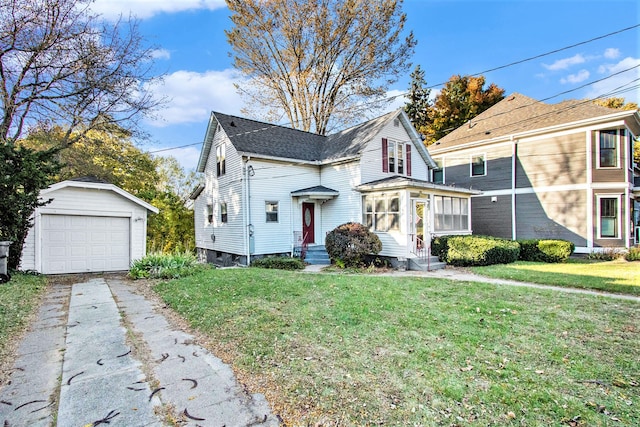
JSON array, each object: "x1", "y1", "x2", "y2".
[
  {"x1": 431, "y1": 93, "x2": 629, "y2": 150},
  {"x1": 213, "y1": 112, "x2": 325, "y2": 161},
  {"x1": 322, "y1": 110, "x2": 398, "y2": 160}
]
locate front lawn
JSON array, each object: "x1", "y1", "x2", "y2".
[
  {"x1": 470, "y1": 258, "x2": 640, "y2": 295},
  {"x1": 154, "y1": 268, "x2": 640, "y2": 426}
]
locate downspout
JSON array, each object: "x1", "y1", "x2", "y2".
[
  {"x1": 244, "y1": 158, "x2": 253, "y2": 266},
  {"x1": 511, "y1": 135, "x2": 517, "y2": 240}
]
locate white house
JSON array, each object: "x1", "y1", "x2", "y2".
[
  {"x1": 192, "y1": 110, "x2": 480, "y2": 269},
  {"x1": 20, "y1": 177, "x2": 158, "y2": 274}
]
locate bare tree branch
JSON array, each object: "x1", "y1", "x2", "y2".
[{"x1": 226, "y1": 0, "x2": 416, "y2": 135}]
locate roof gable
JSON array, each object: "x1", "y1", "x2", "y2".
[{"x1": 42, "y1": 180, "x2": 159, "y2": 213}]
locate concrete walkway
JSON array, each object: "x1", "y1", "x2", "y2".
[{"x1": 0, "y1": 277, "x2": 279, "y2": 426}]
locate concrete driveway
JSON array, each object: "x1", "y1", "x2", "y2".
[{"x1": 0, "y1": 276, "x2": 280, "y2": 426}]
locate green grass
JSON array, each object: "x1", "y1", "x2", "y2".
[
  {"x1": 154, "y1": 268, "x2": 640, "y2": 426},
  {"x1": 470, "y1": 258, "x2": 640, "y2": 295},
  {"x1": 0, "y1": 273, "x2": 47, "y2": 360}
]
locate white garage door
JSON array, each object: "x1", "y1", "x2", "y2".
[{"x1": 41, "y1": 215, "x2": 130, "y2": 274}]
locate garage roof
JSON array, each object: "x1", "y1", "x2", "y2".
[{"x1": 43, "y1": 179, "x2": 159, "y2": 214}]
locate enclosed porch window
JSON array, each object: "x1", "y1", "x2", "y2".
[
  {"x1": 434, "y1": 196, "x2": 469, "y2": 231},
  {"x1": 363, "y1": 193, "x2": 400, "y2": 232}
]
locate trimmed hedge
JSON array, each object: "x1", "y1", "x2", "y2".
[
  {"x1": 251, "y1": 256, "x2": 305, "y2": 270},
  {"x1": 517, "y1": 239, "x2": 575, "y2": 263},
  {"x1": 325, "y1": 222, "x2": 382, "y2": 267},
  {"x1": 446, "y1": 235, "x2": 520, "y2": 267}
]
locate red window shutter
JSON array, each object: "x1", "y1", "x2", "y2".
[
  {"x1": 382, "y1": 138, "x2": 388, "y2": 172},
  {"x1": 406, "y1": 144, "x2": 412, "y2": 176}
]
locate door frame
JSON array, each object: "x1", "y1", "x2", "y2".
[
  {"x1": 411, "y1": 198, "x2": 429, "y2": 254},
  {"x1": 302, "y1": 202, "x2": 315, "y2": 244}
]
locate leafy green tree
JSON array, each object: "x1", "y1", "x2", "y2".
[
  {"x1": 1, "y1": 0, "x2": 161, "y2": 268},
  {"x1": 0, "y1": 143, "x2": 60, "y2": 269},
  {"x1": 404, "y1": 65, "x2": 432, "y2": 137},
  {"x1": 21, "y1": 127, "x2": 197, "y2": 255},
  {"x1": 425, "y1": 75, "x2": 504, "y2": 145},
  {"x1": 226, "y1": 0, "x2": 416, "y2": 134}
]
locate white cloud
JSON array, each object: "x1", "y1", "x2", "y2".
[
  {"x1": 543, "y1": 54, "x2": 586, "y2": 71},
  {"x1": 560, "y1": 69, "x2": 590, "y2": 84},
  {"x1": 604, "y1": 48, "x2": 620, "y2": 60},
  {"x1": 90, "y1": 0, "x2": 226, "y2": 20},
  {"x1": 150, "y1": 48, "x2": 171, "y2": 60},
  {"x1": 144, "y1": 69, "x2": 247, "y2": 127},
  {"x1": 585, "y1": 56, "x2": 640, "y2": 104}
]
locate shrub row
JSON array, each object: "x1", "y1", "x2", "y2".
[
  {"x1": 431, "y1": 235, "x2": 575, "y2": 266},
  {"x1": 251, "y1": 256, "x2": 305, "y2": 270}
]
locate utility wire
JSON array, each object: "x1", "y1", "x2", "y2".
[{"x1": 147, "y1": 24, "x2": 639, "y2": 155}]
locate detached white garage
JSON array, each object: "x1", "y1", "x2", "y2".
[{"x1": 20, "y1": 178, "x2": 158, "y2": 274}]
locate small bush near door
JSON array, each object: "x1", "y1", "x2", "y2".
[
  {"x1": 325, "y1": 222, "x2": 382, "y2": 268},
  {"x1": 129, "y1": 252, "x2": 207, "y2": 279}
]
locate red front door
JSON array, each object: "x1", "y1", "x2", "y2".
[{"x1": 302, "y1": 202, "x2": 315, "y2": 244}]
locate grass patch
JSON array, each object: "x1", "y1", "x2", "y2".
[
  {"x1": 154, "y1": 268, "x2": 640, "y2": 425},
  {"x1": 470, "y1": 258, "x2": 640, "y2": 295},
  {"x1": 0, "y1": 273, "x2": 47, "y2": 360}
]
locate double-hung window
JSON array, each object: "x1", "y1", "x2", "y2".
[
  {"x1": 382, "y1": 138, "x2": 411, "y2": 176},
  {"x1": 471, "y1": 154, "x2": 486, "y2": 176},
  {"x1": 216, "y1": 143, "x2": 226, "y2": 176},
  {"x1": 433, "y1": 158, "x2": 444, "y2": 184},
  {"x1": 220, "y1": 202, "x2": 228, "y2": 223},
  {"x1": 265, "y1": 201, "x2": 278, "y2": 223},
  {"x1": 598, "y1": 196, "x2": 618, "y2": 238},
  {"x1": 206, "y1": 204, "x2": 214, "y2": 224},
  {"x1": 598, "y1": 129, "x2": 619, "y2": 168}
]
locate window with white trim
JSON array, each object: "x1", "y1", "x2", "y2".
[
  {"x1": 382, "y1": 139, "x2": 411, "y2": 176},
  {"x1": 206, "y1": 204, "x2": 214, "y2": 224},
  {"x1": 216, "y1": 143, "x2": 226, "y2": 176},
  {"x1": 265, "y1": 201, "x2": 278, "y2": 223},
  {"x1": 433, "y1": 158, "x2": 444, "y2": 184},
  {"x1": 598, "y1": 129, "x2": 621, "y2": 168},
  {"x1": 220, "y1": 202, "x2": 228, "y2": 223},
  {"x1": 598, "y1": 196, "x2": 619, "y2": 238},
  {"x1": 362, "y1": 193, "x2": 400, "y2": 232},
  {"x1": 471, "y1": 154, "x2": 486, "y2": 176},
  {"x1": 434, "y1": 196, "x2": 469, "y2": 231}
]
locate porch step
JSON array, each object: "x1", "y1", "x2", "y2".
[
  {"x1": 304, "y1": 245, "x2": 331, "y2": 265},
  {"x1": 408, "y1": 256, "x2": 446, "y2": 271}
]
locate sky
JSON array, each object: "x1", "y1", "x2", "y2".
[{"x1": 89, "y1": 0, "x2": 640, "y2": 171}]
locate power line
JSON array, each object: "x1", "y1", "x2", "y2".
[{"x1": 147, "y1": 23, "x2": 639, "y2": 154}]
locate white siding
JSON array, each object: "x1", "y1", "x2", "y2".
[
  {"x1": 249, "y1": 159, "x2": 320, "y2": 255},
  {"x1": 20, "y1": 186, "x2": 150, "y2": 272},
  {"x1": 195, "y1": 131, "x2": 246, "y2": 256},
  {"x1": 360, "y1": 120, "x2": 430, "y2": 184},
  {"x1": 318, "y1": 161, "x2": 362, "y2": 241}
]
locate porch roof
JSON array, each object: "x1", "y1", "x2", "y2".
[
  {"x1": 356, "y1": 176, "x2": 482, "y2": 196},
  {"x1": 291, "y1": 185, "x2": 339, "y2": 200}
]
